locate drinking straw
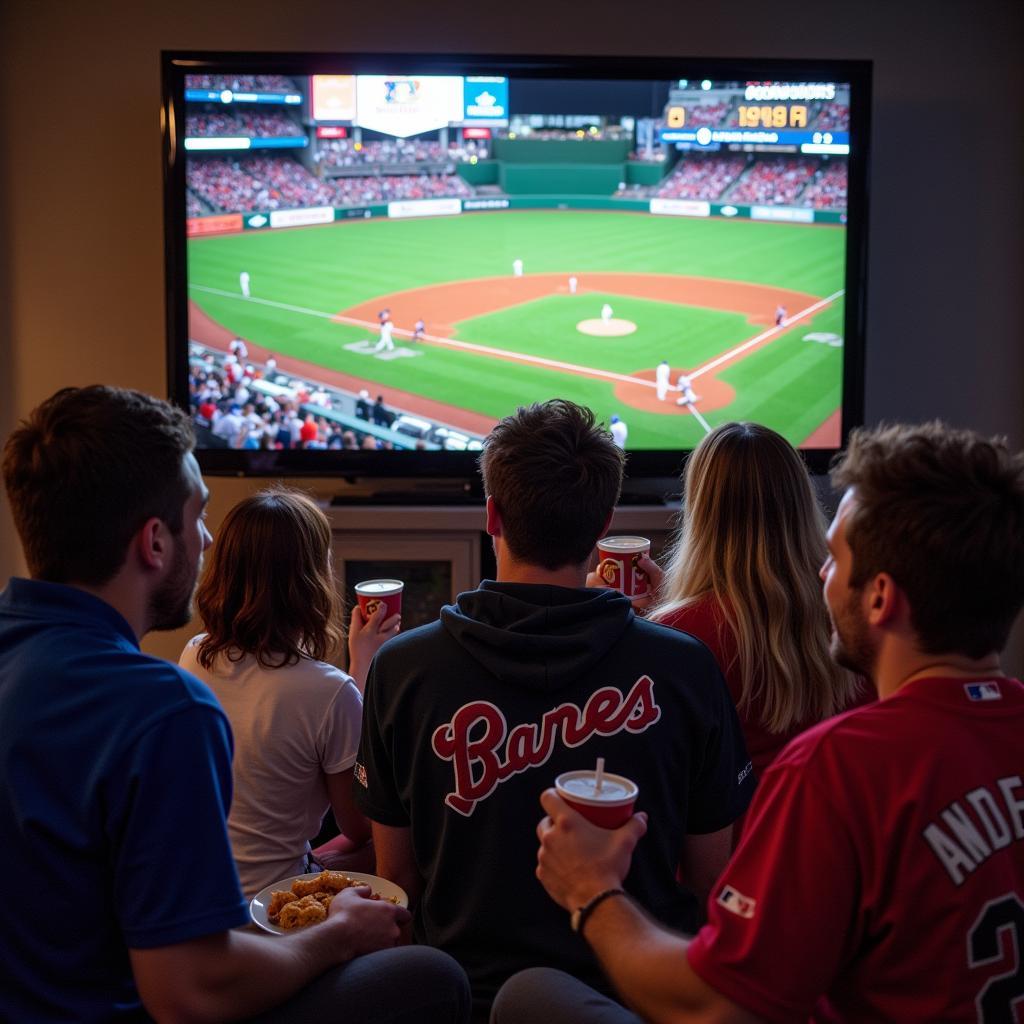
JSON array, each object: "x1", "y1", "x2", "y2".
[{"x1": 595, "y1": 757, "x2": 605, "y2": 793}]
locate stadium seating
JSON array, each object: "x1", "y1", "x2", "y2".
[
  {"x1": 800, "y1": 161, "x2": 848, "y2": 209},
  {"x1": 814, "y1": 102, "x2": 850, "y2": 130},
  {"x1": 726, "y1": 156, "x2": 819, "y2": 206},
  {"x1": 185, "y1": 74, "x2": 299, "y2": 93},
  {"x1": 186, "y1": 111, "x2": 303, "y2": 138},
  {"x1": 654, "y1": 155, "x2": 747, "y2": 201}
]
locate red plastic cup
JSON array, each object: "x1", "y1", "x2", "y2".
[
  {"x1": 555, "y1": 770, "x2": 639, "y2": 829},
  {"x1": 595, "y1": 536, "x2": 651, "y2": 597},
  {"x1": 354, "y1": 579, "x2": 403, "y2": 619}
]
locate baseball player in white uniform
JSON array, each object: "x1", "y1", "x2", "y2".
[
  {"x1": 568, "y1": 276, "x2": 578, "y2": 294},
  {"x1": 675, "y1": 374, "x2": 699, "y2": 406},
  {"x1": 239, "y1": 271, "x2": 250, "y2": 298},
  {"x1": 373, "y1": 319, "x2": 395, "y2": 353},
  {"x1": 655, "y1": 360, "x2": 671, "y2": 401},
  {"x1": 513, "y1": 259, "x2": 524, "y2": 277},
  {"x1": 601, "y1": 303, "x2": 613, "y2": 323}
]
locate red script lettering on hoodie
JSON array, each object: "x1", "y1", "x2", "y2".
[{"x1": 431, "y1": 676, "x2": 661, "y2": 816}]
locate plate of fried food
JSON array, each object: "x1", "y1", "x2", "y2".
[{"x1": 250, "y1": 869, "x2": 408, "y2": 935}]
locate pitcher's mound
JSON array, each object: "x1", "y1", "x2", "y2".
[{"x1": 577, "y1": 318, "x2": 637, "y2": 337}]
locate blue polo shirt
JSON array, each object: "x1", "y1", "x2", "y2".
[{"x1": 0, "y1": 578, "x2": 249, "y2": 1022}]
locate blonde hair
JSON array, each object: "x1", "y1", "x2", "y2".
[{"x1": 650, "y1": 422, "x2": 859, "y2": 732}]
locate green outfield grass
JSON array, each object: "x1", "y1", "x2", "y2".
[{"x1": 188, "y1": 211, "x2": 847, "y2": 447}]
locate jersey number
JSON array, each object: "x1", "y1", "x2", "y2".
[{"x1": 968, "y1": 893, "x2": 1024, "y2": 1022}]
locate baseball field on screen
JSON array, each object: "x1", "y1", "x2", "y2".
[{"x1": 187, "y1": 210, "x2": 846, "y2": 448}]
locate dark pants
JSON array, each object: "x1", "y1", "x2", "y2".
[
  {"x1": 246, "y1": 945, "x2": 471, "y2": 1024},
  {"x1": 490, "y1": 967, "x2": 642, "y2": 1024}
]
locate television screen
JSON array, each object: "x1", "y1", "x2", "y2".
[{"x1": 163, "y1": 53, "x2": 870, "y2": 481}]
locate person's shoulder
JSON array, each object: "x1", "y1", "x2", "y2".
[
  {"x1": 285, "y1": 655, "x2": 360, "y2": 698},
  {"x1": 654, "y1": 595, "x2": 721, "y2": 633},
  {"x1": 138, "y1": 650, "x2": 226, "y2": 715},
  {"x1": 633, "y1": 607, "x2": 718, "y2": 652},
  {"x1": 629, "y1": 611, "x2": 723, "y2": 677},
  {"x1": 374, "y1": 618, "x2": 447, "y2": 659},
  {"x1": 769, "y1": 699, "x2": 891, "y2": 773}
]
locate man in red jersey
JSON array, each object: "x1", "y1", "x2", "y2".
[{"x1": 493, "y1": 421, "x2": 1024, "y2": 1024}]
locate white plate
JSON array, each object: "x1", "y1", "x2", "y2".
[{"x1": 249, "y1": 870, "x2": 409, "y2": 935}]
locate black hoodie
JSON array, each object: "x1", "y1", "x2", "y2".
[{"x1": 356, "y1": 581, "x2": 753, "y2": 1017}]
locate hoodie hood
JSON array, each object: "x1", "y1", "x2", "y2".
[{"x1": 440, "y1": 580, "x2": 634, "y2": 692}]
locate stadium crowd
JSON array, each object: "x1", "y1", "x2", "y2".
[
  {"x1": 186, "y1": 111, "x2": 303, "y2": 138},
  {"x1": 189, "y1": 351, "x2": 405, "y2": 452},
  {"x1": 800, "y1": 160, "x2": 848, "y2": 209},
  {"x1": 187, "y1": 156, "x2": 335, "y2": 213},
  {"x1": 316, "y1": 138, "x2": 445, "y2": 167},
  {"x1": 655, "y1": 154, "x2": 747, "y2": 201},
  {"x1": 187, "y1": 155, "x2": 474, "y2": 213},
  {"x1": 815, "y1": 101, "x2": 851, "y2": 130},
  {"x1": 330, "y1": 172, "x2": 473, "y2": 206},
  {"x1": 185, "y1": 73, "x2": 299, "y2": 93},
  {"x1": 684, "y1": 100, "x2": 732, "y2": 127},
  {"x1": 316, "y1": 137, "x2": 490, "y2": 169},
  {"x1": 727, "y1": 156, "x2": 819, "y2": 205}
]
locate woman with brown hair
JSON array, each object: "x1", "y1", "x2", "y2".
[
  {"x1": 647, "y1": 423, "x2": 867, "y2": 792},
  {"x1": 179, "y1": 487, "x2": 399, "y2": 896}
]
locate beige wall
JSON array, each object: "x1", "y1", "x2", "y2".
[{"x1": 1, "y1": 0, "x2": 1022, "y2": 669}]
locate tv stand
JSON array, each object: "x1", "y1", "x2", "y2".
[{"x1": 327, "y1": 477, "x2": 484, "y2": 506}]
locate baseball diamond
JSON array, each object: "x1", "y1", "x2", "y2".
[{"x1": 188, "y1": 210, "x2": 846, "y2": 448}]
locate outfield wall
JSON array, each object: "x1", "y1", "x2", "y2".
[
  {"x1": 187, "y1": 196, "x2": 845, "y2": 238},
  {"x1": 500, "y1": 163, "x2": 624, "y2": 194},
  {"x1": 492, "y1": 138, "x2": 632, "y2": 163}
]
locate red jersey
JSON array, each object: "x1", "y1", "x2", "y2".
[
  {"x1": 657, "y1": 596, "x2": 869, "y2": 781},
  {"x1": 687, "y1": 675, "x2": 1024, "y2": 1022}
]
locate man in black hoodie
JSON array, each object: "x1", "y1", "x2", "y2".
[{"x1": 354, "y1": 399, "x2": 754, "y2": 1022}]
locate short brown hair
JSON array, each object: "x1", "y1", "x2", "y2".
[
  {"x1": 831, "y1": 421, "x2": 1024, "y2": 658},
  {"x1": 194, "y1": 487, "x2": 342, "y2": 669},
  {"x1": 478, "y1": 400, "x2": 624, "y2": 570},
  {"x1": 2, "y1": 386, "x2": 194, "y2": 585}
]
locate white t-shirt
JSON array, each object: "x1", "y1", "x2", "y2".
[{"x1": 179, "y1": 636, "x2": 363, "y2": 896}]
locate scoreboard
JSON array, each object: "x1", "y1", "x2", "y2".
[{"x1": 660, "y1": 82, "x2": 850, "y2": 155}]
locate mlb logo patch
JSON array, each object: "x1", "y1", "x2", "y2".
[
  {"x1": 964, "y1": 682, "x2": 1002, "y2": 702},
  {"x1": 354, "y1": 762, "x2": 368, "y2": 787},
  {"x1": 717, "y1": 885, "x2": 757, "y2": 919}
]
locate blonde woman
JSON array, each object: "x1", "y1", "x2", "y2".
[
  {"x1": 647, "y1": 422, "x2": 867, "y2": 791},
  {"x1": 179, "y1": 487, "x2": 399, "y2": 896}
]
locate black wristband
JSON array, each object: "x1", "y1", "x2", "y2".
[{"x1": 570, "y1": 887, "x2": 626, "y2": 936}]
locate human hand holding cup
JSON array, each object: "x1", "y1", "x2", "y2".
[
  {"x1": 537, "y1": 761, "x2": 646, "y2": 913},
  {"x1": 554, "y1": 758, "x2": 639, "y2": 829},
  {"x1": 354, "y1": 579, "x2": 404, "y2": 619},
  {"x1": 593, "y1": 536, "x2": 651, "y2": 599},
  {"x1": 349, "y1": 580, "x2": 403, "y2": 689}
]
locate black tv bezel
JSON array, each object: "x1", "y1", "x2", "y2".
[{"x1": 162, "y1": 50, "x2": 871, "y2": 481}]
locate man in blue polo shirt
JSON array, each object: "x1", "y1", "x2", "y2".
[{"x1": 0, "y1": 385, "x2": 469, "y2": 1023}]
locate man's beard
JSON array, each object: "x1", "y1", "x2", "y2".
[
  {"x1": 149, "y1": 536, "x2": 199, "y2": 632},
  {"x1": 829, "y1": 589, "x2": 877, "y2": 679}
]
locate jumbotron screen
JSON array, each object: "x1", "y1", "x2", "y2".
[{"x1": 165, "y1": 55, "x2": 868, "y2": 472}]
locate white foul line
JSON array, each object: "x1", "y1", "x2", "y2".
[
  {"x1": 190, "y1": 284, "x2": 654, "y2": 388},
  {"x1": 687, "y1": 404, "x2": 713, "y2": 434},
  {"x1": 689, "y1": 289, "x2": 845, "y2": 381},
  {"x1": 190, "y1": 283, "x2": 844, "y2": 400}
]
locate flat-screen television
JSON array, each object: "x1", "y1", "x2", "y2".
[{"x1": 162, "y1": 52, "x2": 870, "y2": 488}]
